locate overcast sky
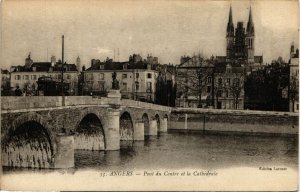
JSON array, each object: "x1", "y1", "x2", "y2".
[{"x1": 1, "y1": 0, "x2": 299, "y2": 69}]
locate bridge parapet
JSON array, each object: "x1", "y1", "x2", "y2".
[
  {"x1": 1, "y1": 96, "x2": 171, "y2": 112},
  {"x1": 121, "y1": 99, "x2": 171, "y2": 111},
  {"x1": 1, "y1": 96, "x2": 105, "y2": 111},
  {"x1": 172, "y1": 107, "x2": 299, "y2": 117}
]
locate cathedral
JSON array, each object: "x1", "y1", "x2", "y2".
[{"x1": 218, "y1": 6, "x2": 263, "y2": 65}]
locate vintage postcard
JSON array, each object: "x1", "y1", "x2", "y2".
[{"x1": 0, "y1": 0, "x2": 299, "y2": 191}]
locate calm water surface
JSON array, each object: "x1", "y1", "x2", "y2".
[{"x1": 3, "y1": 131, "x2": 298, "y2": 173}]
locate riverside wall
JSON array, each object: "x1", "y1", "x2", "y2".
[{"x1": 170, "y1": 108, "x2": 299, "y2": 135}]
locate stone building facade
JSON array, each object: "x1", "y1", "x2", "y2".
[
  {"x1": 175, "y1": 55, "x2": 244, "y2": 109},
  {"x1": 83, "y1": 55, "x2": 159, "y2": 102},
  {"x1": 175, "y1": 55, "x2": 215, "y2": 108},
  {"x1": 289, "y1": 42, "x2": 299, "y2": 112},
  {"x1": 10, "y1": 54, "x2": 79, "y2": 95},
  {"x1": 214, "y1": 63, "x2": 244, "y2": 109}
]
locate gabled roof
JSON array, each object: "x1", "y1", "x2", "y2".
[
  {"x1": 1, "y1": 69, "x2": 9, "y2": 74},
  {"x1": 86, "y1": 60, "x2": 158, "y2": 71},
  {"x1": 11, "y1": 62, "x2": 78, "y2": 72},
  {"x1": 178, "y1": 57, "x2": 214, "y2": 68}
]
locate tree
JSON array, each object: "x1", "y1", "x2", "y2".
[
  {"x1": 182, "y1": 55, "x2": 212, "y2": 107},
  {"x1": 230, "y1": 77, "x2": 243, "y2": 109},
  {"x1": 213, "y1": 83, "x2": 223, "y2": 109},
  {"x1": 1, "y1": 80, "x2": 11, "y2": 96},
  {"x1": 155, "y1": 68, "x2": 177, "y2": 107}
]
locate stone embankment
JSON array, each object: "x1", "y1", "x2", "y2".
[{"x1": 170, "y1": 108, "x2": 298, "y2": 135}]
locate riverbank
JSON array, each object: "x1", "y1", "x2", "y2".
[{"x1": 170, "y1": 108, "x2": 299, "y2": 135}]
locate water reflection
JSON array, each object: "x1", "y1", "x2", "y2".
[{"x1": 3, "y1": 131, "x2": 298, "y2": 174}]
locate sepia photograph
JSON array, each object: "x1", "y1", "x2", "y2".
[{"x1": 0, "y1": 0, "x2": 299, "y2": 191}]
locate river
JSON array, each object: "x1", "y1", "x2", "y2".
[{"x1": 3, "y1": 130, "x2": 298, "y2": 173}]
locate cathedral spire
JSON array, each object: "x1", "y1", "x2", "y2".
[
  {"x1": 229, "y1": 5, "x2": 233, "y2": 24},
  {"x1": 227, "y1": 5, "x2": 234, "y2": 36},
  {"x1": 247, "y1": 6, "x2": 254, "y2": 35},
  {"x1": 248, "y1": 6, "x2": 253, "y2": 23}
]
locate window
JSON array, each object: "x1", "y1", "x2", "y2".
[
  {"x1": 226, "y1": 90, "x2": 229, "y2": 97},
  {"x1": 207, "y1": 86, "x2": 211, "y2": 93},
  {"x1": 122, "y1": 82, "x2": 127, "y2": 91},
  {"x1": 15, "y1": 75, "x2": 21, "y2": 80},
  {"x1": 227, "y1": 78, "x2": 231, "y2": 85},
  {"x1": 122, "y1": 74, "x2": 127, "y2": 79},
  {"x1": 226, "y1": 68, "x2": 231, "y2": 73},
  {"x1": 218, "y1": 78, "x2": 222, "y2": 86},
  {"x1": 297, "y1": 104, "x2": 299, "y2": 110},
  {"x1": 207, "y1": 76, "x2": 212, "y2": 83},
  {"x1": 86, "y1": 74, "x2": 93, "y2": 81},
  {"x1": 99, "y1": 73, "x2": 104, "y2": 80},
  {"x1": 217, "y1": 90, "x2": 222, "y2": 97},
  {"x1": 147, "y1": 95, "x2": 152, "y2": 102},
  {"x1": 98, "y1": 81, "x2": 105, "y2": 91},
  {"x1": 136, "y1": 73, "x2": 139, "y2": 78},
  {"x1": 234, "y1": 78, "x2": 240, "y2": 86},
  {"x1": 66, "y1": 74, "x2": 71, "y2": 79},
  {"x1": 24, "y1": 75, "x2": 29, "y2": 80},
  {"x1": 100, "y1": 65, "x2": 104, "y2": 70},
  {"x1": 147, "y1": 73, "x2": 152, "y2": 79},
  {"x1": 135, "y1": 82, "x2": 139, "y2": 91},
  {"x1": 147, "y1": 82, "x2": 152, "y2": 90},
  {"x1": 58, "y1": 74, "x2": 62, "y2": 79}
]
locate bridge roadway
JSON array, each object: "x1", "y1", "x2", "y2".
[{"x1": 1, "y1": 96, "x2": 171, "y2": 168}]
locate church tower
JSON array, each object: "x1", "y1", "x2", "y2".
[
  {"x1": 226, "y1": 6, "x2": 235, "y2": 61},
  {"x1": 246, "y1": 7, "x2": 255, "y2": 64}
]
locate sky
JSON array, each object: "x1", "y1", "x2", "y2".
[{"x1": 1, "y1": 0, "x2": 299, "y2": 69}]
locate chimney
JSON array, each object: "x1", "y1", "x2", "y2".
[{"x1": 51, "y1": 56, "x2": 56, "y2": 67}]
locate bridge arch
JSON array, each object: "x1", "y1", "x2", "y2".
[
  {"x1": 2, "y1": 112, "x2": 55, "y2": 168},
  {"x1": 142, "y1": 113, "x2": 150, "y2": 135},
  {"x1": 75, "y1": 113, "x2": 106, "y2": 150},
  {"x1": 119, "y1": 111, "x2": 134, "y2": 141},
  {"x1": 164, "y1": 113, "x2": 169, "y2": 120}
]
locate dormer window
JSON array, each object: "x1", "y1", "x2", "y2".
[
  {"x1": 226, "y1": 64, "x2": 232, "y2": 73},
  {"x1": 100, "y1": 65, "x2": 104, "y2": 70},
  {"x1": 123, "y1": 63, "x2": 128, "y2": 70}
]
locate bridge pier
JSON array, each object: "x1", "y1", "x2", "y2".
[
  {"x1": 54, "y1": 134, "x2": 74, "y2": 168},
  {"x1": 134, "y1": 120, "x2": 144, "y2": 140},
  {"x1": 149, "y1": 120, "x2": 158, "y2": 136},
  {"x1": 159, "y1": 117, "x2": 168, "y2": 132},
  {"x1": 105, "y1": 109, "x2": 120, "y2": 150}
]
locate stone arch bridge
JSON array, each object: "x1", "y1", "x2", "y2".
[{"x1": 1, "y1": 96, "x2": 171, "y2": 168}]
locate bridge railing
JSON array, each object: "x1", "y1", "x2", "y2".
[{"x1": 1, "y1": 96, "x2": 171, "y2": 112}]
